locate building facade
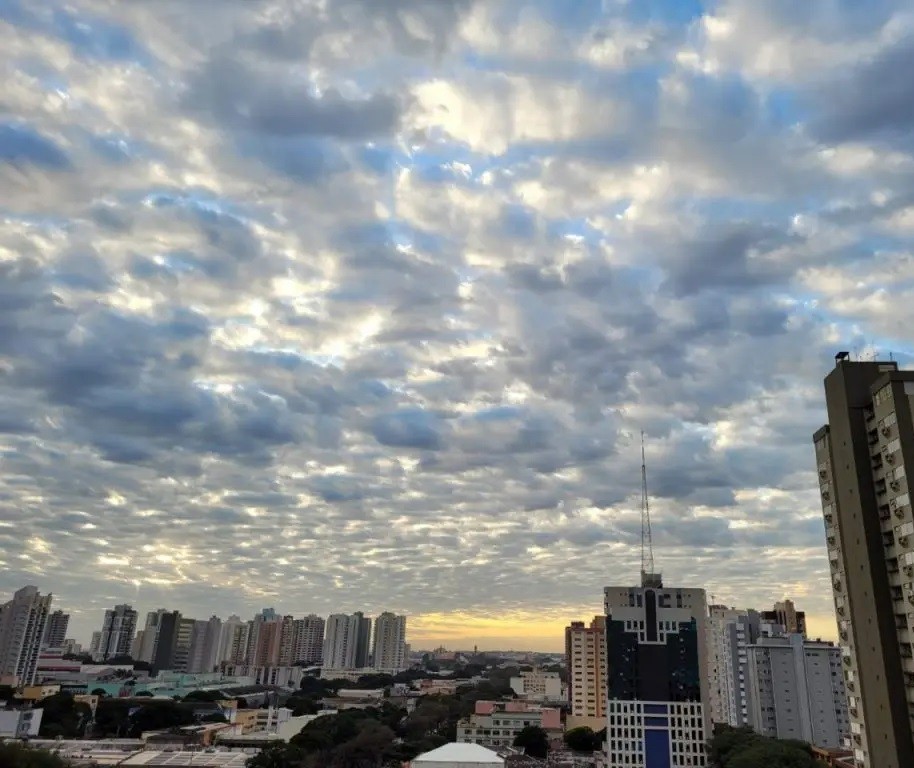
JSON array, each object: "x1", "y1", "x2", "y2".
[
  {"x1": 323, "y1": 614, "x2": 361, "y2": 670},
  {"x1": 746, "y1": 634, "x2": 849, "y2": 749},
  {"x1": 605, "y1": 578, "x2": 710, "y2": 768},
  {"x1": 707, "y1": 607, "x2": 763, "y2": 728},
  {"x1": 292, "y1": 614, "x2": 324, "y2": 665},
  {"x1": 761, "y1": 600, "x2": 807, "y2": 637},
  {"x1": 814, "y1": 358, "x2": 914, "y2": 768},
  {"x1": 457, "y1": 700, "x2": 562, "y2": 750},
  {"x1": 566, "y1": 616, "x2": 607, "y2": 719},
  {"x1": 97, "y1": 604, "x2": 138, "y2": 660},
  {"x1": 42, "y1": 610, "x2": 69, "y2": 649},
  {"x1": 372, "y1": 612, "x2": 407, "y2": 672},
  {"x1": 135, "y1": 609, "x2": 168, "y2": 663},
  {"x1": 0, "y1": 586, "x2": 52, "y2": 685},
  {"x1": 354, "y1": 612, "x2": 372, "y2": 669}
]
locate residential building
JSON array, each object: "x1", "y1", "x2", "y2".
[
  {"x1": 136, "y1": 609, "x2": 168, "y2": 663},
  {"x1": 814, "y1": 356, "x2": 914, "y2": 767},
  {"x1": 42, "y1": 610, "x2": 69, "y2": 649},
  {"x1": 761, "y1": 599, "x2": 807, "y2": 637},
  {"x1": 0, "y1": 708, "x2": 43, "y2": 738},
  {"x1": 292, "y1": 615, "x2": 324, "y2": 665},
  {"x1": 510, "y1": 668, "x2": 564, "y2": 702},
  {"x1": 746, "y1": 634, "x2": 850, "y2": 749},
  {"x1": 372, "y1": 612, "x2": 407, "y2": 672},
  {"x1": 131, "y1": 630, "x2": 145, "y2": 659},
  {"x1": 323, "y1": 614, "x2": 360, "y2": 670},
  {"x1": 355, "y1": 612, "x2": 372, "y2": 668},
  {"x1": 277, "y1": 616, "x2": 296, "y2": 666},
  {"x1": 0, "y1": 586, "x2": 52, "y2": 685},
  {"x1": 252, "y1": 620, "x2": 283, "y2": 667},
  {"x1": 604, "y1": 576, "x2": 710, "y2": 767},
  {"x1": 456, "y1": 700, "x2": 561, "y2": 749},
  {"x1": 88, "y1": 632, "x2": 102, "y2": 660},
  {"x1": 172, "y1": 618, "x2": 196, "y2": 672},
  {"x1": 218, "y1": 616, "x2": 244, "y2": 664},
  {"x1": 151, "y1": 611, "x2": 182, "y2": 673},
  {"x1": 707, "y1": 606, "x2": 762, "y2": 727},
  {"x1": 97, "y1": 604, "x2": 138, "y2": 660},
  {"x1": 565, "y1": 616, "x2": 607, "y2": 719}
]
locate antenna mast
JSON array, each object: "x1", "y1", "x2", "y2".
[{"x1": 640, "y1": 431, "x2": 660, "y2": 587}]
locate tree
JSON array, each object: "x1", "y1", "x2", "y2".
[
  {"x1": 513, "y1": 725, "x2": 549, "y2": 759},
  {"x1": 38, "y1": 691, "x2": 92, "y2": 738},
  {"x1": 564, "y1": 726, "x2": 601, "y2": 753},
  {"x1": 91, "y1": 688, "x2": 108, "y2": 697},
  {"x1": 708, "y1": 726, "x2": 819, "y2": 768},
  {"x1": 246, "y1": 742, "x2": 305, "y2": 768},
  {"x1": 0, "y1": 742, "x2": 71, "y2": 768}
]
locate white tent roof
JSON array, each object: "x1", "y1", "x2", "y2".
[{"x1": 413, "y1": 742, "x2": 504, "y2": 765}]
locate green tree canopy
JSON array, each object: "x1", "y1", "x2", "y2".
[
  {"x1": 708, "y1": 725, "x2": 819, "y2": 768},
  {"x1": 564, "y1": 726, "x2": 601, "y2": 753},
  {"x1": 513, "y1": 725, "x2": 550, "y2": 759},
  {"x1": 0, "y1": 743, "x2": 71, "y2": 768}
]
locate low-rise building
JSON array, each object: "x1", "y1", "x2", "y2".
[
  {"x1": 509, "y1": 668, "x2": 564, "y2": 702},
  {"x1": 0, "y1": 708, "x2": 43, "y2": 738},
  {"x1": 457, "y1": 701, "x2": 562, "y2": 749}
]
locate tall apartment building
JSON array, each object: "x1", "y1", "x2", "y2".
[
  {"x1": 565, "y1": 616, "x2": 607, "y2": 719},
  {"x1": 814, "y1": 357, "x2": 914, "y2": 768},
  {"x1": 292, "y1": 615, "x2": 324, "y2": 665},
  {"x1": 88, "y1": 631, "x2": 102, "y2": 660},
  {"x1": 761, "y1": 600, "x2": 807, "y2": 637},
  {"x1": 605, "y1": 577, "x2": 710, "y2": 768},
  {"x1": 42, "y1": 610, "x2": 69, "y2": 649},
  {"x1": 0, "y1": 586, "x2": 52, "y2": 685},
  {"x1": 707, "y1": 607, "x2": 762, "y2": 727},
  {"x1": 746, "y1": 634, "x2": 849, "y2": 749},
  {"x1": 221, "y1": 617, "x2": 250, "y2": 665},
  {"x1": 135, "y1": 609, "x2": 167, "y2": 663},
  {"x1": 150, "y1": 611, "x2": 182, "y2": 673},
  {"x1": 372, "y1": 612, "x2": 407, "y2": 672},
  {"x1": 323, "y1": 614, "x2": 360, "y2": 670},
  {"x1": 97, "y1": 604, "x2": 138, "y2": 660},
  {"x1": 355, "y1": 612, "x2": 372, "y2": 668}
]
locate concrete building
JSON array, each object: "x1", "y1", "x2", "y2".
[
  {"x1": 221, "y1": 618, "x2": 251, "y2": 665},
  {"x1": 88, "y1": 631, "x2": 102, "y2": 660},
  {"x1": 292, "y1": 614, "x2": 324, "y2": 665},
  {"x1": 814, "y1": 357, "x2": 914, "y2": 767},
  {"x1": 218, "y1": 615, "x2": 244, "y2": 664},
  {"x1": 135, "y1": 609, "x2": 168, "y2": 663},
  {"x1": 0, "y1": 586, "x2": 52, "y2": 685},
  {"x1": 0, "y1": 708, "x2": 43, "y2": 738},
  {"x1": 565, "y1": 616, "x2": 607, "y2": 719},
  {"x1": 372, "y1": 612, "x2": 407, "y2": 672},
  {"x1": 42, "y1": 610, "x2": 69, "y2": 649},
  {"x1": 150, "y1": 611, "x2": 182, "y2": 673},
  {"x1": 761, "y1": 599, "x2": 807, "y2": 637},
  {"x1": 707, "y1": 606, "x2": 762, "y2": 727},
  {"x1": 323, "y1": 614, "x2": 361, "y2": 670},
  {"x1": 277, "y1": 616, "x2": 296, "y2": 666},
  {"x1": 746, "y1": 634, "x2": 850, "y2": 749},
  {"x1": 510, "y1": 668, "x2": 564, "y2": 702},
  {"x1": 97, "y1": 604, "x2": 138, "y2": 660},
  {"x1": 355, "y1": 612, "x2": 372, "y2": 668},
  {"x1": 457, "y1": 700, "x2": 562, "y2": 750},
  {"x1": 604, "y1": 577, "x2": 711, "y2": 767}
]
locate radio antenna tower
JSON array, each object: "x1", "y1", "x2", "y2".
[{"x1": 640, "y1": 431, "x2": 661, "y2": 588}]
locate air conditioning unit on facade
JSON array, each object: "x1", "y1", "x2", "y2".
[
  {"x1": 882, "y1": 426, "x2": 892, "y2": 437},
  {"x1": 891, "y1": 480, "x2": 901, "y2": 491},
  {"x1": 822, "y1": 490, "x2": 831, "y2": 500},
  {"x1": 897, "y1": 508, "x2": 906, "y2": 519},
  {"x1": 905, "y1": 565, "x2": 914, "y2": 577},
  {"x1": 887, "y1": 452, "x2": 897, "y2": 464},
  {"x1": 901, "y1": 536, "x2": 910, "y2": 547}
]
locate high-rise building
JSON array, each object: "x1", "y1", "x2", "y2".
[
  {"x1": 354, "y1": 612, "x2": 372, "y2": 668},
  {"x1": 151, "y1": 611, "x2": 181, "y2": 673},
  {"x1": 746, "y1": 634, "x2": 849, "y2": 749},
  {"x1": 97, "y1": 604, "x2": 138, "y2": 660},
  {"x1": 292, "y1": 615, "x2": 324, "y2": 665},
  {"x1": 135, "y1": 609, "x2": 167, "y2": 663},
  {"x1": 761, "y1": 599, "x2": 807, "y2": 637},
  {"x1": 88, "y1": 631, "x2": 102, "y2": 660},
  {"x1": 42, "y1": 610, "x2": 69, "y2": 649},
  {"x1": 604, "y1": 577, "x2": 710, "y2": 767},
  {"x1": 323, "y1": 614, "x2": 361, "y2": 670},
  {"x1": 707, "y1": 607, "x2": 762, "y2": 727},
  {"x1": 814, "y1": 357, "x2": 914, "y2": 768},
  {"x1": 372, "y1": 612, "x2": 407, "y2": 672},
  {"x1": 0, "y1": 586, "x2": 52, "y2": 685},
  {"x1": 219, "y1": 616, "x2": 248, "y2": 665},
  {"x1": 565, "y1": 616, "x2": 607, "y2": 719}
]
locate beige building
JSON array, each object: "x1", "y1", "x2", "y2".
[
  {"x1": 0, "y1": 586, "x2": 52, "y2": 685},
  {"x1": 814, "y1": 357, "x2": 914, "y2": 768},
  {"x1": 565, "y1": 616, "x2": 606, "y2": 718}
]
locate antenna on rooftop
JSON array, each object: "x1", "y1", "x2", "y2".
[{"x1": 640, "y1": 431, "x2": 659, "y2": 587}]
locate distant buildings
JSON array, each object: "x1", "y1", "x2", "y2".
[
  {"x1": 565, "y1": 616, "x2": 606, "y2": 720},
  {"x1": 354, "y1": 612, "x2": 372, "y2": 668},
  {"x1": 509, "y1": 668, "x2": 563, "y2": 702},
  {"x1": 0, "y1": 586, "x2": 52, "y2": 685},
  {"x1": 292, "y1": 614, "x2": 325, "y2": 665},
  {"x1": 323, "y1": 614, "x2": 361, "y2": 670},
  {"x1": 604, "y1": 576, "x2": 710, "y2": 768},
  {"x1": 815, "y1": 357, "x2": 914, "y2": 767},
  {"x1": 707, "y1": 606, "x2": 761, "y2": 728},
  {"x1": 372, "y1": 612, "x2": 407, "y2": 672},
  {"x1": 97, "y1": 604, "x2": 138, "y2": 660},
  {"x1": 761, "y1": 599, "x2": 807, "y2": 637},
  {"x1": 42, "y1": 610, "x2": 69, "y2": 649},
  {"x1": 747, "y1": 634, "x2": 849, "y2": 749}
]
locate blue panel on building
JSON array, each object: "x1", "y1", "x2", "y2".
[
  {"x1": 644, "y1": 716, "x2": 667, "y2": 727},
  {"x1": 645, "y1": 727, "x2": 671, "y2": 768},
  {"x1": 644, "y1": 703, "x2": 667, "y2": 714}
]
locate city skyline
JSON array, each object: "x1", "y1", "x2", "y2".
[{"x1": 3, "y1": 0, "x2": 911, "y2": 654}]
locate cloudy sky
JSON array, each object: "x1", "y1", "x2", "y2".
[{"x1": 2, "y1": 0, "x2": 913, "y2": 651}]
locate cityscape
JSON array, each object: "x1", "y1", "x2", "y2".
[{"x1": 3, "y1": 1, "x2": 914, "y2": 768}]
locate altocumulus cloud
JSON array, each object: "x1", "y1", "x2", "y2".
[{"x1": 0, "y1": 0, "x2": 912, "y2": 646}]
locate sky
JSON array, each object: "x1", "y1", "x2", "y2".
[{"x1": 1, "y1": 0, "x2": 914, "y2": 653}]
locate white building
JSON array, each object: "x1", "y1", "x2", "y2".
[
  {"x1": 604, "y1": 577, "x2": 711, "y2": 767},
  {"x1": 187, "y1": 616, "x2": 222, "y2": 674},
  {"x1": 0, "y1": 708, "x2": 43, "y2": 738},
  {"x1": 411, "y1": 742, "x2": 504, "y2": 768},
  {"x1": 97, "y1": 604, "x2": 138, "y2": 660},
  {"x1": 747, "y1": 634, "x2": 850, "y2": 749},
  {"x1": 323, "y1": 614, "x2": 361, "y2": 670},
  {"x1": 457, "y1": 701, "x2": 562, "y2": 750},
  {"x1": 509, "y1": 668, "x2": 564, "y2": 702},
  {"x1": 0, "y1": 586, "x2": 53, "y2": 685},
  {"x1": 372, "y1": 612, "x2": 407, "y2": 672},
  {"x1": 707, "y1": 606, "x2": 764, "y2": 727},
  {"x1": 42, "y1": 610, "x2": 70, "y2": 649},
  {"x1": 135, "y1": 609, "x2": 168, "y2": 663},
  {"x1": 293, "y1": 615, "x2": 325, "y2": 665}
]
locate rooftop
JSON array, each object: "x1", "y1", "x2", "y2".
[{"x1": 414, "y1": 742, "x2": 504, "y2": 765}]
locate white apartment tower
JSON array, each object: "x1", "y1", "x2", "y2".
[
  {"x1": 372, "y1": 612, "x2": 407, "y2": 672},
  {"x1": 98, "y1": 604, "x2": 138, "y2": 660},
  {"x1": 0, "y1": 586, "x2": 52, "y2": 685},
  {"x1": 323, "y1": 613, "x2": 361, "y2": 670},
  {"x1": 707, "y1": 606, "x2": 763, "y2": 727},
  {"x1": 292, "y1": 615, "x2": 325, "y2": 665},
  {"x1": 135, "y1": 609, "x2": 167, "y2": 663},
  {"x1": 42, "y1": 610, "x2": 69, "y2": 649},
  {"x1": 565, "y1": 616, "x2": 607, "y2": 718}
]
